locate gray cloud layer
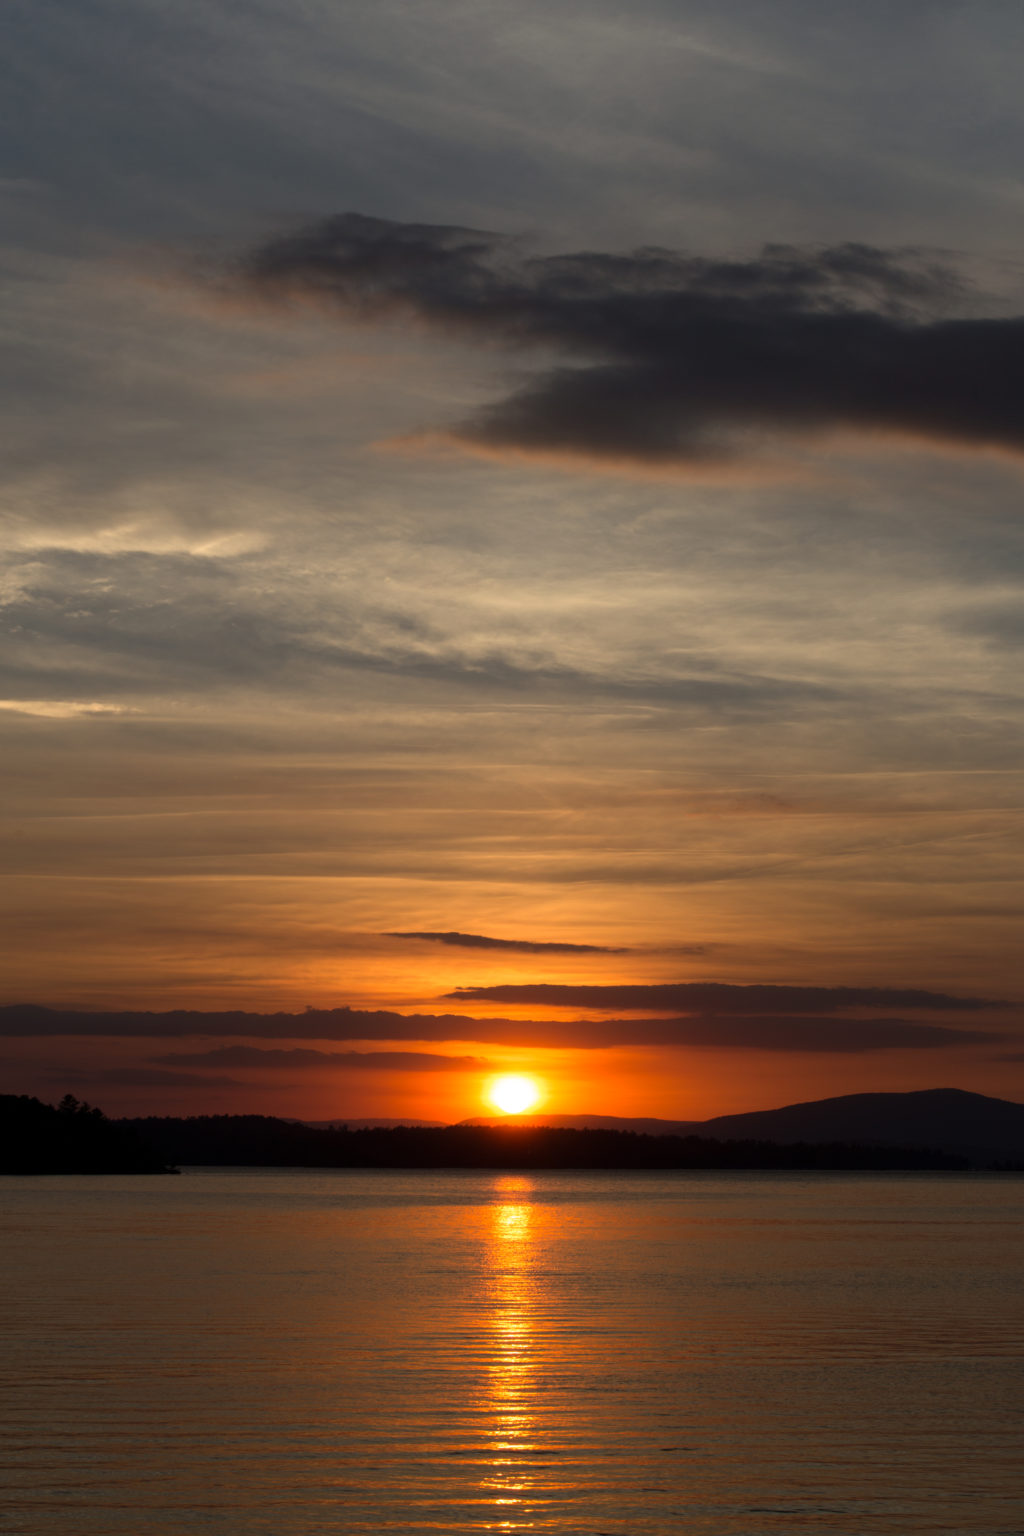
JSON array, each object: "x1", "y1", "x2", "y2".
[
  {"x1": 55, "y1": 1067, "x2": 246, "y2": 1089},
  {"x1": 384, "y1": 930, "x2": 625, "y2": 954},
  {"x1": 152, "y1": 1046, "x2": 489, "y2": 1072},
  {"x1": 0, "y1": 546, "x2": 847, "y2": 719},
  {"x1": 231, "y1": 213, "x2": 1024, "y2": 468},
  {"x1": 443, "y1": 982, "x2": 1006, "y2": 1012},
  {"x1": 1, "y1": 1004, "x2": 1005, "y2": 1053}
]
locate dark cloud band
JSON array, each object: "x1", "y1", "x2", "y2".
[
  {"x1": 1, "y1": 1002, "x2": 1006, "y2": 1053},
  {"x1": 152, "y1": 1047, "x2": 489, "y2": 1072},
  {"x1": 53, "y1": 1068, "x2": 246, "y2": 1089},
  {"x1": 442, "y1": 982, "x2": 1006, "y2": 1012},
  {"x1": 384, "y1": 930, "x2": 625, "y2": 954},
  {"x1": 231, "y1": 214, "x2": 1024, "y2": 468}
]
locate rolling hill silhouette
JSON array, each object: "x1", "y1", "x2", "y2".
[{"x1": 461, "y1": 1089, "x2": 1024, "y2": 1164}]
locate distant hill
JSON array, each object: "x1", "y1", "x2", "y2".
[
  {"x1": 700, "y1": 1089, "x2": 1024, "y2": 1164},
  {"x1": 465, "y1": 1090, "x2": 1024, "y2": 1164},
  {"x1": 0, "y1": 1094, "x2": 175, "y2": 1174}
]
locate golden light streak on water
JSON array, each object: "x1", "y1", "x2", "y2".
[{"x1": 483, "y1": 1181, "x2": 539, "y2": 1528}]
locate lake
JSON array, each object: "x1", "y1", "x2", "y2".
[{"x1": 2, "y1": 1169, "x2": 1022, "y2": 1534}]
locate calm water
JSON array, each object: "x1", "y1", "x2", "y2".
[{"x1": 2, "y1": 1170, "x2": 1022, "y2": 1536}]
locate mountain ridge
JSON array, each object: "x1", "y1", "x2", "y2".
[{"x1": 459, "y1": 1088, "x2": 1024, "y2": 1162}]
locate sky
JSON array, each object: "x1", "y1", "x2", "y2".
[{"x1": 2, "y1": 0, "x2": 1024, "y2": 1122}]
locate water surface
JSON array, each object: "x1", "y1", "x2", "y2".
[{"x1": 2, "y1": 1170, "x2": 1022, "y2": 1534}]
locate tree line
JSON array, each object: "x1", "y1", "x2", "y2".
[
  {"x1": 2, "y1": 1097, "x2": 978, "y2": 1174},
  {"x1": 124, "y1": 1114, "x2": 969, "y2": 1170},
  {"x1": 0, "y1": 1095, "x2": 176, "y2": 1174}
]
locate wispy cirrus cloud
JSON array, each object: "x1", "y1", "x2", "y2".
[
  {"x1": 0, "y1": 546, "x2": 848, "y2": 716},
  {"x1": 224, "y1": 213, "x2": 1024, "y2": 473}
]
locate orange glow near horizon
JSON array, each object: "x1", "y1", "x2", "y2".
[{"x1": 487, "y1": 1074, "x2": 542, "y2": 1116}]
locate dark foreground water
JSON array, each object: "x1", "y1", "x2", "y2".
[{"x1": 2, "y1": 1170, "x2": 1022, "y2": 1535}]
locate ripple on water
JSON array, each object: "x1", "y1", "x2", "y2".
[{"x1": 2, "y1": 1169, "x2": 1023, "y2": 1534}]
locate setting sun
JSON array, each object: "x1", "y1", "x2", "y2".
[{"x1": 487, "y1": 1074, "x2": 542, "y2": 1116}]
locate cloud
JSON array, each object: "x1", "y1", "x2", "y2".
[
  {"x1": 151, "y1": 1046, "x2": 489, "y2": 1071},
  {"x1": 1, "y1": 546, "x2": 845, "y2": 716},
  {"x1": 950, "y1": 597, "x2": 1024, "y2": 650},
  {"x1": 442, "y1": 982, "x2": 1008, "y2": 1012},
  {"x1": 225, "y1": 213, "x2": 1024, "y2": 470},
  {"x1": 383, "y1": 930, "x2": 626, "y2": 954},
  {"x1": 0, "y1": 700, "x2": 128, "y2": 718},
  {"x1": 53, "y1": 1067, "x2": 247, "y2": 1089},
  {"x1": 1, "y1": 1003, "x2": 1005, "y2": 1053},
  {"x1": 588, "y1": 1016, "x2": 1005, "y2": 1052}
]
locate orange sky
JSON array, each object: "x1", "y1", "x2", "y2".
[{"x1": 3, "y1": 2, "x2": 1023, "y2": 1123}]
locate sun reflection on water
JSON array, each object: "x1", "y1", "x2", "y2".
[{"x1": 482, "y1": 1177, "x2": 543, "y2": 1529}]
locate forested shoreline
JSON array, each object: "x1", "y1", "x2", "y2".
[
  {"x1": 2, "y1": 1097, "x2": 992, "y2": 1174},
  {"x1": 0, "y1": 1095, "x2": 177, "y2": 1174},
  {"x1": 124, "y1": 1114, "x2": 971, "y2": 1171}
]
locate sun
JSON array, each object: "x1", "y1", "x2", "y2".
[{"x1": 487, "y1": 1074, "x2": 542, "y2": 1116}]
